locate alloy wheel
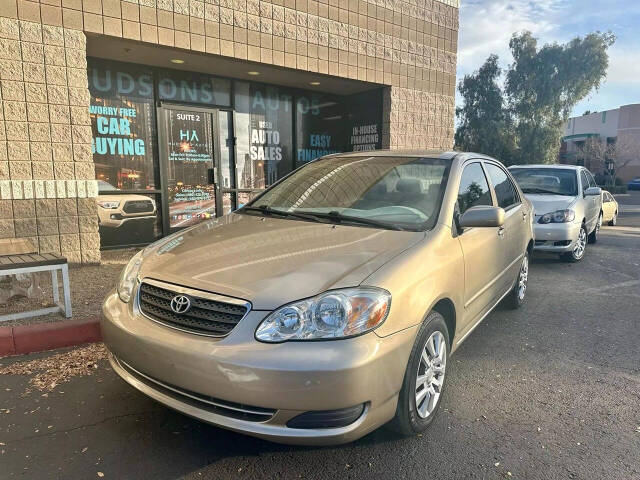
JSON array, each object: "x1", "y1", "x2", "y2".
[
  {"x1": 573, "y1": 227, "x2": 587, "y2": 259},
  {"x1": 415, "y1": 331, "x2": 446, "y2": 419},
  {"x1": 517, "y1": 254, "x2": 529, "y2": 301}
]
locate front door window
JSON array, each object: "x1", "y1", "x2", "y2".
[{"x1": 159, "y1": 107, "x2": 217, "y2": 229}]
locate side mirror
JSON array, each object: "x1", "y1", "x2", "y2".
[
  {"x1": 457, "y1": 206, "x2": 505, "y2": 229},
  {"x1": 584, "y1": 186, "x2": 602, "y2": 196}
]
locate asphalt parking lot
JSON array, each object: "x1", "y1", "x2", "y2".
[{"x1": 1, "y1": 193, "x2": 639, "y2": 480}]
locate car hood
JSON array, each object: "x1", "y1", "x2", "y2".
[
  {"x1": 523, "y1": 194, "x2": 577, "y2": 215},
  {"x1": 139, "y1": 213, "x2": 425, "y2": 310},
  {"x1": 98, "y1": 193, "x2": 153, "y2": 202}
]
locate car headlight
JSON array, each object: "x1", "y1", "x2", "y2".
[
  {"x1": 117, "y1": 250, "x2": 143, "y2": 303},
  {"x1": 538, "y1": 209, "x2": 575, "y2": 224},
  {"x1": 98, "y1": 200, "x2": 120, "y2": 209},
  {"x1": 255, "y1": 287, "x2": 391, "y2": 343}
]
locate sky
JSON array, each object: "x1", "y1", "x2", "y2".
[{"x1": 456, "y1": 0, "x2": 640, "y2": 117}]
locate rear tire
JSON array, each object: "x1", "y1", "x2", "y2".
[
  {"x1": 588, "y1": 214, "x2": 601, "y2": 244},
  {"x1": 505, "y1": 251, "x2": 529, "y2": 309},
  {"x1": 390, "y1": 311, "x2": 449, "y2": 436},
  {"x1": 562, "y1": 224, "x2": 587, "y2": 262}
]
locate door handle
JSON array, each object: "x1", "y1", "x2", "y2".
[
  {"x1": 522, "y1": 210, "x2": 527, "y2": 221},
  {"x1": 498, "y1": 226, "x2": 505, "y2": 237}
]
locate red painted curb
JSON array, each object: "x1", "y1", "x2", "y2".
[
  {"x1": 0, "y1": 317, "x2": 102, "y2": 357},
  {"x1": 0, "y1": 326, "x2": 15, "y2": 356}
]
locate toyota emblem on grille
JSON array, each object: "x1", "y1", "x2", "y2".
[{"x1": 170, "y1": 294, "x2": 191, "y2": 314}]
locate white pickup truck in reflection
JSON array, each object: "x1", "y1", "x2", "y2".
[{"x1": 96, "y1": 180, "x2": 157, "y2": 245}]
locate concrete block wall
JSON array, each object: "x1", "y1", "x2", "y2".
[
  {"x1": 0, "y1": 15, "x2": 100, "y2": 263},
  {"x1": 0, "y1": 0, "x2": 458, "y2": 262}
]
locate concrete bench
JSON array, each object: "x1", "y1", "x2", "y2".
[{"x1": 0, "y1": 253, "x2": 72, "y2": 322}]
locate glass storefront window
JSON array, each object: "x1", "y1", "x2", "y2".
[
  {"x1": 345, "y1": 90, "x2": 383, "y2": 152},
  {"x1": 157, "y1": 70, "x2": 231, "y2": 107},
  {"x1": 88, "y1": 61, "x2": 157, "y2": 191},
  {"x1": 89, "y1": 59, "x2": 384, "y2": 248},
  {"x1": 234, "y1": 82, "x2": 293, "y2": 188},
  {"x1": 295, "y1": 92, "x2": 344, "y2": 167},
  {"x1": 222, "y1": 192, "x2": 234, "y2": 215},
  {"x1": 237, "y1": 190, "x2": 262, "y2": 209}
]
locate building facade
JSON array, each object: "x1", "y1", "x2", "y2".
[
  {"x1": 560, "y1": 103, "x2": 640, "y2": 182},
  {"x1": 0, "y1": 0, "x2": 459, "y2": 262}
]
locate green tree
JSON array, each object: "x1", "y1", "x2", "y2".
[
  {"x1": 455, "y1": 55, "x2": 516, "y2": 162},
  {"x1": 455, "y1": 31, "x2": 615, "y2": 165}
]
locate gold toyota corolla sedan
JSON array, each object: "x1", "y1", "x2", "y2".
[{"x1": 101, "y1": 151, "x2": 534, "y2": 445}]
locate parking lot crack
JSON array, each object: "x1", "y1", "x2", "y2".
[{"x1": 7, "y1": 411, "x2": 157, "y2": 444}]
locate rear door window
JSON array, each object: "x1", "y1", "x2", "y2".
[
  {"x1": 484, "y1": 163, "x2": 520, "y2": 210},
  {"x1": 457, "y1": 163, "x2": 493, "y2": 214}
]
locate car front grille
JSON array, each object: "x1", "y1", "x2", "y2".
[
  {"x1": 114, "y1": 356, "x2": 275, "y2": 422},
  {"x1": 138, "y1": 281, "x2": 249, "y2": 336},
  {"x1": 123, "y1": 199, "x2": 155, "y2": 214}
]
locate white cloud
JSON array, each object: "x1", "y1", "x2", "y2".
[
  {"x1": 457, "y1": 0, "x2": 568, "y2": 76},
  {"x1": 605, "y1": 46, "x2": 640, "y2": 86},
  {"x1": 571, "y1": 46, "x2": 640, "y2": 115},
  {"x1": 456, "y1": 0, "x2": 640, "y2": 117}
]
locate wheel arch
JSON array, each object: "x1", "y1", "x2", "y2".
[{"x1": 431, "y1": 298, "x2": 456, "y2": 347}]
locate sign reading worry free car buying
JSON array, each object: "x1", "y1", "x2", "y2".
[{"x1": 90, "y1": 105, "x2": 146, "y2": 156}]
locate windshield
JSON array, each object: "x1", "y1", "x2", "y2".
[
  {"x1": 510, "y1": 168, "x2": 578, "y2": 196},
  {"x1": 242, "y1": 156, "x2": 451, "y2": 231},
  {"x1": 97, "y1": 180, "x2": 118, "y2": 191}
]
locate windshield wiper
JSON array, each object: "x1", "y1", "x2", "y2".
[
  {"x1": 297, "y1": 210, "x2": 405, "y2": 231},
  {"x1": 240, "y1": 205, "x2": 325, "y2": 223},
  {"x1": 522, "y1": 188, "x2": 566, "y2": 195},
  {"x1": 242, "y1": 206, "x2": 405, "y2": 230}
]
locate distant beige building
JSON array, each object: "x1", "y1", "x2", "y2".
[
  {"x1": 560, "y1": 103, "x2": 640, "y2": 182},
  {"x1": 0, "y1": 0, "x2": 459, "y2": 263}
]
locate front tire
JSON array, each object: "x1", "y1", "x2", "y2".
[
  {"x1": 390, "y1": 311, "x2": 449, "y2": 436},
  {"x1": 588, "y1": 213, "x2": 602, "y2": 244},
  {"x1": 505, "y1": 251, "x2": 529, "y2": 309},
  {"x1": 562, "y1": 224, "x2": 587, "y2": 262},
  {"x1": 609, "y1": 212, "x2": 617, "y2": 226}
]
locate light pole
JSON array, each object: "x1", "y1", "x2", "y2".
[{"x1": 605, "y1": 158, "x2": 615, "y2": 186}]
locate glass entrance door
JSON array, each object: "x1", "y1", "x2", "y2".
[{"x1": 158, "y1": 106, "x2": 220, "y2": 231}]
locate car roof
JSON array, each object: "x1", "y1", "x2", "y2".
[
  {"x1": 508, "y1": 164, "x2": 584, "y2": 171},
  {"x1": 320, "y1": 150, "x2": 500, "y2": 162}
]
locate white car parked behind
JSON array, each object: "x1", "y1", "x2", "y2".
[
  {"x1": 509, "y1": 165, "x2": 602, "y2": 262},
  {"x1": 601, "y1": 190, "x2": 619, "y2": 226}
]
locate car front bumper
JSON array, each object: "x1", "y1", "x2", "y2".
[
  {"x1": 100, "y1": 289, "x2": 418, "y2": 445},
  {"x1": 532, "y1": 221, "x2": 583, "y2": 252},
  {"x1": 98, "y1": 214, "x2": 157, "y2": 229}
]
